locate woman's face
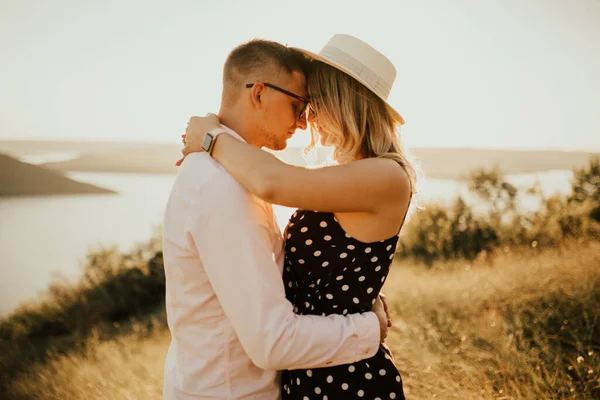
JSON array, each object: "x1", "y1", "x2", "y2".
[{"x1": 308, "y1": 107, "x2": 335, "y2": 147}]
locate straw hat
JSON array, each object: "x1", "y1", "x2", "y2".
[{"x1": 293, "y1": 34, "x2": 404, "y2": 124}]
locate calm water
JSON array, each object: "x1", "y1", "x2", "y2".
[{"x1": 0, "y1": 170, "x2": 573, "y2": 315}]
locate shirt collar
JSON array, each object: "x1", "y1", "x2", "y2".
[{"x1": 219, "y1": 124, "x2": 247, "y2": 144}]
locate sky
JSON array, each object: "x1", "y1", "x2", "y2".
[{"x1": 0, "y1": 0, "x2": 599, "y2": 150}]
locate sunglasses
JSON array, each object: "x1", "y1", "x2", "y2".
[{"x1": 246, "y1": 82, "x2": 312, "y2": 119}]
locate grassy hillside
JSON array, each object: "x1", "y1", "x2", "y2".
[
  {"x1": 0, "y1": 154, "x2": 115, "y2": 197},
  {"x1": 3, "y1": 243, "x2": 598, "y2": 399}
]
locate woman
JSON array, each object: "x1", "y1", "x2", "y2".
[{"x1": 181, "y1": 35, "x2": 416, "y2": 400}]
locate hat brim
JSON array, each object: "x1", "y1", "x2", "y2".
[{"x1": 292, "y1": 47, "x2": 405, "y2": 125}]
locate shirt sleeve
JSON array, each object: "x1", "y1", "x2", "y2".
[{"x1": 187, "y1": 175, "x2": 380, "y2": 371}]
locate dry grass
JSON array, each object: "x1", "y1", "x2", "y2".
[
  {"x1": 6, "y1": 242, "x2": 600, "y2": 399},
  {"x1": 386, "y1": 242, "x2": 600, "y2": 399},
  {"x1": 7, "y1": 331, "x2": 170, "y2": 400}
]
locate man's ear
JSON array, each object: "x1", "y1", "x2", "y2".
[{"x1": 249, "y1": 83, "x2": 266, "y2": 111}]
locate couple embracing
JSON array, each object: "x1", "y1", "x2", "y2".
[{"x1": 162, "y1": 33, "x2": 416, "y2": 399}]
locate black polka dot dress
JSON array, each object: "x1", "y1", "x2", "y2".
[{"x1": 281, "y1": 210, "x2": 406, "y2": 400}]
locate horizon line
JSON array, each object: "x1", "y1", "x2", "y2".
[{"x1": 0, "y1": 137, "x2": 599, "y2": 153}]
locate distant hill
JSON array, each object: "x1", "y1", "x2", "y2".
[
  {"x1": 0, "y1": 153, "x2": 115, "y2": 197},
  {"x1": 0, "y1": 140, "x2": 598, "y2": 179},
  {"x1": 40, "y1": 145, "x2": 183, "y2": 175},
  {"x1": 409, "y1": 148, "x2": 598, "y2": 179}
]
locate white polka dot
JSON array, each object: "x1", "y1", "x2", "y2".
[
  {"x1": 390, "y1": 254, "x2": 394, "y2": 259},
  {"x1": 342, "y1": 383, "x2": 349, "y2": 390},
  {"x1": 343, "y1": 309, "x2": 348, "y2": 315},
  {"x1": 390, "y1": 393, "x2": 396, "y2": 399},
  {"x1": 365, "y1": 247, "x2": 372, "y2": 253},
  {"x1": 381, "y1": 276, "x2": 385, "y2": 282},
  {"x1": 304, "y1": 301, "x2": 310, "y2": 308},
  {"x1": 326, "y1": 293, "x2": 333, "y2": 300},
  {"x1": 332, "y1": 305, "x2": 338, "y2": 308},
  {"x1": 367, "y1": 287, "x2": 374, "y2": 294},
  {"x1": 358, "y1": 276, "x2": 366, "y2": 282},
  {"x1": 305, "y1": 239, "x2": 313, "y2": 246},
  {"x1": 379, "y1": 369, "x2": 386, "y2": 376},
  {"x1": 347, "y1": 245, "x2": 355, "y2": 250},
  {"x1": 324, "y1": 396, "x2": 328, "y2": 400},
  {"x1": 345, "y1": 233, "x2": 351, "y2": 238},
  {"x1": 396, "y1": 375, "x2": 401, "y2": 382},
  {"x1": 315, "y1": 387, "x2": 321, "y2": 394},
  {"x1": 371, "y1": 256, "x2": 378, "y2": 262},
  {"x1": 354, "y1": 267, "x2": 361, "y2": 272},
  {"x1": 375, "y1": 265, "x2": 381, "y2": 272},
  {"x1": 301, "y1": 227, "x2": 308, "y2": 233},
  {"x1": 340, "y1": 253, "x2": 348, "y2": 259},
  {"x1": 320, "y1": 221, "x2": 327, "y2": 227},
  {"x1": 303, "y1": 397, "x2": 309, "y2": 400},
  {"x1": 324, "y1": 235, "x2": 332, "y2": 241},
  {"x1": 287, "y1": 233, "x2": 291, "y2": 239},
  {"x1": 365, "y1": 372, "x2": 372, "y2": 379},
  {"x1": 317, "y1": 279, "x2": 321, "y2": 284},
  {"x1": 291, "y1": 247, "x2": 296, "y2": 252},
  {"x1": 296, "y1": 377, "x2": 301, "y2": 385},
  {"x1": 375, "y1": 398, "x2": 382, "y2": 400},
  {"x1": 288, "y1": 281, "x2": 292, "y2": 287},
  {"x1": 353, "y1": 297, "x2": 359, "y2": 304},
  {"x1": 298, "y1": 259, "x2": 305, "y2": 264},
  {"x1": 287, "y1": 387, "x2": 291, "y2": 394},
  {"x1": 372, "y1": 298, "x2": 376, "y2": 305},
  {"x1": 322, "y1": 261, "x2": 329, "y2": 267},
  {"x1": 348, "y1": 365, "x2": 355, "y2": 372},
  {"x1": 387, "y1": 245, "x2": 393, "y2": 251},
  {"x1": 336, "y1": 275, "x2": 344, "y2": 280},
  {"x1": 358, "y1": 390, "x2": 364, "y2": 397},
  {"x1": 327, "y1": 375, "x2": 333, "y2": 383},
  {"x1": 306, "y1": 369, "x2": 312, "y2": 377},
  {"x1": 342, "y1": 285, "x2": 349, "y2": 291},
  {"x1": 314, "y1": 250, "x2": 321, "y2": 256}
]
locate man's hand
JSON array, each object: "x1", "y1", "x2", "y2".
[
  {"x1": 175, "y1": 114, "x2": 221, "y2": 166},
  {"x1": 373, "y1": 296, "x2": 389, "y2": 343}
]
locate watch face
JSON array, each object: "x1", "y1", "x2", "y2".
[{"x1": 202, "y1": 133, "x2": 214, "y2": 152}]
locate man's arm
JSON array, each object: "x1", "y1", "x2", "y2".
[{"x1": 188, "y1": 175, "x2": 381, "y2": 371}]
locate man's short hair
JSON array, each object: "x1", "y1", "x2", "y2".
[{"x1": 223, "y1": 39, "x2": 309, "y2": 90}]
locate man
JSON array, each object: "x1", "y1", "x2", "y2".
[{"x1": 162, "y1": 39, "x2": 389, "y2": 400}]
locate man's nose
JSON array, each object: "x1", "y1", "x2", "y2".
[{"x1": 296, "y1": 113, "x2": 308, "y2": 130}]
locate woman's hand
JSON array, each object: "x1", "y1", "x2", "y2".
[{"x1": 175, "y1": 114, "x2": 221, "y2": 166}]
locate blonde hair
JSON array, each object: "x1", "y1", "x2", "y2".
[{"x1": 305, "y1": 60, "x2": 418, "y2": 194}]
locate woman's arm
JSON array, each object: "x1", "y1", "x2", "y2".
[{"x1": 182, "y1": 116, "x2": 410, "y2": 213}]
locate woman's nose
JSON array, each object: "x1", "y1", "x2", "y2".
[{"x1": 296, "y1": 113, "x2": 308, "y2": 130}]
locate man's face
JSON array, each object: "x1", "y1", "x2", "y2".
[{"x1": 257, "y1": 70, "x2": 308, "y2": 151}]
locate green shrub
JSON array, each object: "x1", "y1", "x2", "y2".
[
  {"x1": 399, "y1": 158, "x2": 600, "y2": 264},
  {"x1": 0, "y1": 238, "x2": 165, "y2": 393}
]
